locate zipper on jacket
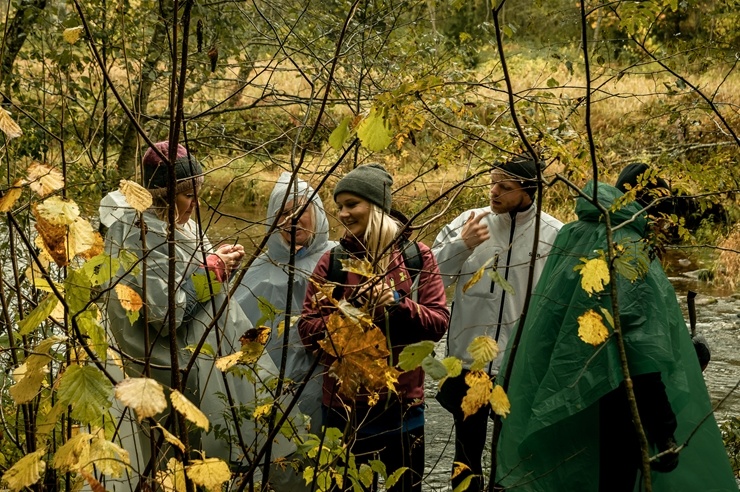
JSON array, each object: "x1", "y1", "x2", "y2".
[{"x1": 489, "y1": 214, "x2": 517, "y2": 374}]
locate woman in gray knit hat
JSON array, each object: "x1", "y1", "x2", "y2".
[{"x1": 299, "y1": 163, "x2": 450, "y2": 492}]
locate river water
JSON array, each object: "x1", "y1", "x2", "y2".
[{"x1": 200, "y1": 211, "x2": 740, "y2": 489}]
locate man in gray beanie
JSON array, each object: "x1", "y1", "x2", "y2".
[
  {"x1": 333, "y1": 162, "x2": 394, "y2": 214},
  {"x1": 431, "y1": 155, "x2": 563, "y2": 491}
]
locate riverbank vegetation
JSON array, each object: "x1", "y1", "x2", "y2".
[{"x1": 1, "y1": 0, "x2": 739, "y2": 489}]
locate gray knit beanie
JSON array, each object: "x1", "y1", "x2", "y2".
[
  {"x1": 333, "y1": 163, "x2": 393, "y2": 213},
  {"x1": 142, "y1": 141, "x2": 204, "y2": 198},
  {"x1": 495, "y1": 156, "x2": 540, "y2": 198}
]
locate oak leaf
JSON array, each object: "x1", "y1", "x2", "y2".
[
  {"x1": 115, "y1": 378, "x2": 167, "y2": 421},
  {"x1": 1, "y1": 448, "x2": 46, "y2": 491},
  {"x1": 27, "y1": 162, "x2": 63, "y2": 197},
  {"x1": 577, "y1": 309, "x2": 610, "y2": 346},
  {"x1": 0, "y1": 179, "x2": 24, "y2": 212},
  {"x1": 186, "y1": 457, "x2": 231, "y2": 492},
  {"x1": 461, "y1": 370, "x2": 493, "y2": 419},
  {"x1": 170, "y1": 390, "x2": 210, "y2": 431}
]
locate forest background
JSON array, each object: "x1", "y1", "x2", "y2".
[{"x1": 1, "y1": 0, "x2": 740, "y2": 490}]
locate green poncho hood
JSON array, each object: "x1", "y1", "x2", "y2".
[{"x1": 496, "y1": 181, "x2": 736, "y2": 491}]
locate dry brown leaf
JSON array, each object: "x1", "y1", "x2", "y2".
[
  {"x1": 0, "y1": 179, "x2": 25, "y2": 212},
  {"x1": 115, "y1": 284, "x2": 143, "y2": 312},
  {"x1": 79, "y1": 470, "x2": 105, "y2": 492},
  {"x1": 119, "y1": 179, "x2": 153, "y2": 212},
  {"x1": 170, "y1": 390, "x2": 210, "y2": 431},
  {"x1": 32, "y1": 204, "x2": 68, "y2": 267},
  {"x1": 0, "y1": 108, "x2": 22, "y2": 139},
  {"x1": 68, "y1": 218, "x2": 98, "y2": 259},
  {"x1": 27, "y1": 163, "x2": 64, "y2": 197}
]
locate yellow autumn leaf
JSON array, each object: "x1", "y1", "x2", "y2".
[
  {"x1": 114, "y1": 377, "x2": 167, "y2": 421},
  {"x1": 85, "y1": 433, "x2": 130, "y2": 477},
  {"x1": 27, "y1": 162, "x2": 64, "y2": 197},
  {"x1": 170, "y1": 390, "x2": 210, "y2": 431},
  {"x1": 340, "y1": 257, "x2": 375, "y2": 278},
  {"x1": 438, "y1": 356, "x2": 463, "y2": 388},
  {"x1": 0, "y1": 108, "x2": 22, "y2": 139},
  {"x1": 186, "y1": 457, "x2": 231, "y2": 492},
  {"x1": 577, "y1": 309, "x2": 610, "y2": 346},
  {"x1": 356, "y1": 107, "x2": 392, "y2": 152},
  {"x1": 253, "y1": 403, "x2": 272, "y2": 420},
  {"x1": 451, "y1": 462, "x2": 470, "y2": 480},
  {"x1": 461, "y1": 370, "x2": 493, "y2": 419},
  {"x1": 157, "y1": 458, "x2": 187, "y2": 492},
  {"x1": 153, "y1": 424, "x2": 186, "y2": 453},
  {"x1": 115, "y1": 284, "x2": 143, "y2": 312},
  {"x1": 68, "y1": 218, "x2": 98, "y2": 259},
  {"x1": 576, "y1": 257, "x2": 610, "y2": 296},
  {"x1": 2, "y1": 448, "x2": 46, "y2": 491},
  {"x1": 36, "y1": 196, "x2": 80, "y2": 225},
  {"x1": 490, "y1": 384, "x2": 511, "y2": 418},
  {"x1": 63, "y1": 26, "x2": 84, "y2": 44},
  {"x1": 53, "y1": 433, "x2": 94, "y2": 472},
  {"x1": 0, "y1": 179, "x2": 25, "y2": 212},
  {"x1": 119, "y1": 179, "x2": 153, "y2": 213},
  {"x1": 215, "y1": 352, "x2": 242, "y2": 372},
  {"x1": 9, "y1": 337, "x2": 59, "y2": 404},
  {"x1": 467, "y1": 336, "x2": 499, "y2": 371},
  {"x1": 463, "y1": 258, "x2": 493, "y2": 293}
]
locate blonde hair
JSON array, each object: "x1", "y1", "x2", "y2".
[{"x1": 364, "y1": 204, "x2": 400, "y2": 274}]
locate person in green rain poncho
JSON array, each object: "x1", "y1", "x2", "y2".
[{"x1": 496, "y1": 180, "x2": 737, "y2": 491}]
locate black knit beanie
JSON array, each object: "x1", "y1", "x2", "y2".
[
  {"x1": 494, "y1": 157, "x2": 540, "y2": 198},
  {"x1": 142, "y1": 141, "x2": 204, "y2": 198},
  {"x1": 333, "y1": 163, "x2": 393, "y2": 213}
]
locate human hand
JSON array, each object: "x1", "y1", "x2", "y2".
[
  {"x1": 461, "y1": 211, "x2": 491, "y2": 250},
  {"x1": 216, "y1": 243, "x2": 245, "y2": 273},
  {"x1": 651, "y1": 437, "x2": 679, "y2": 473},
  {"x1": 358, "y1": 280, "x2": 395, "y2": 309}
]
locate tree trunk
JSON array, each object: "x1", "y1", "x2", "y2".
[{"x1": 0, "y1": 0, "x2": 48, "y2": 88}]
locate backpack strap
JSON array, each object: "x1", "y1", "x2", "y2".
[
  {"x1": 398, "y1": 237, "x2": 423, "y2": 302},
  {"x1": 326, "y1": 245, "x2": 350, "y2": 299}
]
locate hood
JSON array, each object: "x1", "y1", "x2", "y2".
[
  {"x1": 575, "y1": 181, "x2": 647, "y2": 234},
  {"x1": 265, "y1": 172, "x2": 330, "y2": 262}
]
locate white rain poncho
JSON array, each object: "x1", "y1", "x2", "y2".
[
  {"x1": 234, "y1": 173, "x2": 335, "y2": 430},
  {"x1": 99, "y1": 190, "x2": 296, "y2": 482}
]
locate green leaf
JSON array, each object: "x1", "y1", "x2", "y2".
[
  {"x1": 358, "y1": 463, "x2": 373, "y2": 488},
  {"x1": 126, "y1": 308, "x2": 140, "y2": 325},
  {"x1": 384, "y1": 467, "x2": 408, "y2": 489},
  {"x1": 488, "y1": 269, "x2": 515, "y2": 295},
  {"x1": 369, "y1": 459, "x2": 387, "y2": 478},
  {"x1": 357, "y1": 108, "x2": 392, "y2": 152},
  {"x1": 57, "y1": 365, "x2": 113, "y2": 424},
  {"x1": 1, "y1": 448, "x2": 46, "y2": 492},
  {"x1": 546, "y1": 77, "x2": 559, "y2": 88},
  {"x1": 421, "y1": 355, "x2": 447, "y2": 380},
  {"x1": 77, "y1": 313, "x2": 107, "y2": 355},
  {"x1": 613, "y1": 241, "x2": 650, "y2": 282},
  {"x1": 329, "y1": 116, "x2": 352, "y2": 151},
  {"x1": 256, "y1": 296, "x2": 282, "y2": 327},
  {"x1": 453, "y1": 475, "x2": 474, "y2": 492},
  {"x1": 65, "y1": 269, "x2": 93, "y2": 316},
  {"x1": 18, "y1": 294, "x2": 58, "y2": 336},
  {"x1": 191, "y1": 271, "x2": 222, "y2": 302},
  {"x1": 117, "y1": 250, "x2": 140, "y2": 278},
  {"x1": 397, "y1": 340, "x2": 435, "y2": 371},
  {"x1": 599, "y1": 306, "x2": 614, "y2": 329},
  {"x1": 440, "y1": 356, "x2": 463, "y2": 379},
  {"x1": 81, "y1": 253, "x2": 120, "y2": 287}
]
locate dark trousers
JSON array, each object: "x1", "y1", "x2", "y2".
[
  {"x1": 452, "y1": 404, "x2": 489, "y2": 492},
  {"x1": 323, "y1": 406, "x2": 425, "y2": 492}
]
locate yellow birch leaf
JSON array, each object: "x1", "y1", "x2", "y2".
[
  {"x1": 153, "y1": 424, "x2": 186, "y2": 453},
  {"x1": 115, "y1": 284, "x2": 142, "y2": 312},
  {"x1": 27, "y1": 162, "x2": 64, "y2": 197},
  {"x1": 36, "y1": 196, "x2": 80, "y2": 225},
  {"x1": 170, "y1": 390, "x2": 210, "y2": 431},
  {"x1": 85, "y1": 434, "x2": 130, "y2": 477},
  {"x1": 490, "y1": 384, "x2": 511, "y2": 418},
  {"x1": 0, "y1": 108, "x2": 22, "y2": 139},
  {"x1": 438, "y1": 356, "x2": 463, "y2": 388},
  {"x1": 2, "y1": 448, "x2": 46, "y2": 491},
  {"x1": 119, "y1": 179, "x2": 153, "y2": 213},
  {"x1": 215, "y1": 352, "x2": 242, "y2": 372},
  {"x1": 0, "y1": 179, "x2": 25, "y2": 212},
  {"x1": 63, "y1": 26, "x2": 84, "y2": 44},
  {"x1": 157, "y1": 458, "x2": 187, "y2": 492},
  {"x1": 467, "y1": 336, "x2": 499, "y2": 371},
  {"x1": 340, "y1": 257, "x2": 375, "y2": 278},
  {"x1": 576, "y1": 257, "x2": 610, "y2": 296},
  {"x1": 53, "y1": 433, "x2": 94, "y2": 472},
  {"x1": 577, "y1": 309, "x2": 610, "y2": 346},
  {"x1": 114, "y1": 378, "x2": 167, "y2": 421},
  {"x1": 253, "y1": 403, "x2": 272, "y2": 420},
  {"x1": 463, "y1": 258, "x2": 493, "y2": 293},
  {"x1": 275, "y1": 315, "x2": 299, "y2": 338},
  {"x1": 461, "y1": 370, "x2": 493, "y2": 419},
  {"x1": 186, "y1": 457, "x2": 231, "y2": 492},
  {"x1": 68, "y1": 218, "x2": 98, "y2": 259}
]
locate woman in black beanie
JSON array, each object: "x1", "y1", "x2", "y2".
[{"x1": 299, "y1": 163, "x2": 450, "y2": 491}]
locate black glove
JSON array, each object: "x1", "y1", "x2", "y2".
[
  {"x1": 692, "y1": 334, "x2": 711, "y2": 371},
  {"x1": 651, "y1": 436, "x2": 679, "y2": 473}
]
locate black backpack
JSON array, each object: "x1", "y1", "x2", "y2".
[{"x1": 326, "y1": 238, "x2": 423, "y2": 300}]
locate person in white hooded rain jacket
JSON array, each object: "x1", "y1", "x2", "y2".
[
  {"x1": 234, "y1": 171, "x2": 336, "y2": 432},
  {"x1": 99, "y1": 141, "x2": 299, "y2": 489},
  {"x1": 431, "y1": 156, "x2": 563, "y2": 491}
]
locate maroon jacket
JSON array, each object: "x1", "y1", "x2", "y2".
[{"x1": 299, "y1": 236, "x2": 450, "y2": 409}]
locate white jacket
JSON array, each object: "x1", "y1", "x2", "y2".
[{"x1": 432, "y1": 205, "x2": 562, "y2": 373}]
